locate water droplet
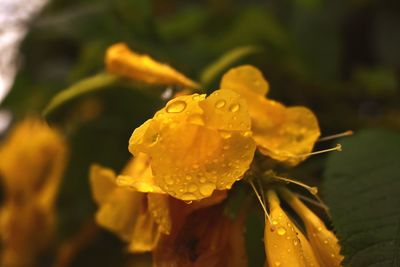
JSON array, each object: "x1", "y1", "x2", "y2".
[
  {"x1": 215, "y1": 99, "x2": 226, "y2": 109},
  {"x1": 272, "y1": 220, "x2": 278, "y2": 225},
  {"x1": 317, "y1": 227, "x2": 322, "y2": 232},
  {"x1": 185, "y1": 175, "x2": 192, "y2": 181},
  {"x1": 323, "y1": 240, "x2": 328, "y2": 244},
  {"x1": 166, "y1": 100, "x2": 186, "y2": 113},
  {"x1": 164, "y1": 176, "x2": 174, "y2": 185},
  {"x1": 188, "y1": 184, "x2": 197, "y2": 192},
  {"x1": 293, "y1": 238, "x2": 299, "y2": 246},
  {"x1": 220, "y1": 131, "x2": 232, "y2": 139},
  {"x1": 277, "y1": 227, "x2": 286, "y2": 236},
  {"x1": 192, "y1": 94, "x2": 200, "y2": 101},
  {"x1": 330, "y1": 253, "x2": 335, "y2": 258},
  {"x1": 275, "y1": 261, "x2": 281, "y2": 266},
  {"x1": 199, "y1": 183, "x2": 216, "y2": 196},
  {"x1": 229, "y1": 103, "x2": 240, "y2": 112},
  {"x1": 200, "y1": 178, "x2": 206, "y2": 183}
]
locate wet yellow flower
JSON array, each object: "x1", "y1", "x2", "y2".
[
  {"x1": 90, "y1": 153, "x2": 228, "y2": 252},
  {"x1": 0, "y1": 118, "x2": 68, "y2": 267},
  {"x1": 264, "y1": 190, "x2": 320, "y2": 267},
  {"x1": 280, "y1": 188, "x2": 343, "y2": 266},
  {"x1": 263, "y1": 189, "x2": 343, "y2": 267},
  {"x1": 90, "y1": 158, "x2": 160, "y2": 252},
  {"x1": 106, "y1": 43, "x2": 199, "y2": 88},
  {"x1": 220, "y1": 65, "x2": 320, "y2": 166},
  {"x1": 129, "y1": 89, "x2": 256, "y2": 201}
]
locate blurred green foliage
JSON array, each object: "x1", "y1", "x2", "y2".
[{"x1": 1, "y1": 0, "x2": 399, "y2": 266}]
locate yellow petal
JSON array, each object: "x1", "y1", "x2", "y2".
[
  {"x1": 281, "y1": 188, "x2": 343, "y2": 266},
  {"x1": 220, "y1": 65, "x2": 320, "y2": 166},
  {"x1": 129, "y1": 90, "x2": 256, "y2": 201},
  {"x1": 0, "y1": 118, "x2": 67, "y2": 206},
  {"x1": 265, "y1": 190, "x2": 320, "y2": 267},
  {"x1": 106, "y1": 43, "x2": 199, "y2": 88},
  {"x1": 116, "y1": 153, "x2": 164, "y2": 193},
  {"x1": 220, "y1": 65, "x2": 269, "y2": 96},
  {"x1": 147, "y1": 193, "x2": 172, "y2": 235},
  {"x1": 257, "y1": 106, "x2": 321, "y2": 166},
  {"x1": 127, "y1": 211, "x2": 160, "y2": 253},
  {"x1": 89, "y1": 164, "x2": 117, "y2": 204},
  {"x1": 96, "y1": 187, "x2": 146, "y2": 242},
  {"x1": 89, "y1": 164, "x2": 147, "y2": 242}
]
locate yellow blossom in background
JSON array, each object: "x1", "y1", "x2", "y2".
[
  {"x1": 106, "y1": 43, "x2": 199, "y2": 88},
  {"x1": 220, "y1": 65, "x2": 321, "y2": 166},
  {"x1": 128, "y1": 89, "x2": 256, "y2": 201},
  {"x1": 264, "y1": 190, "x2": 320, "y2": 267},
  {"x1": 280, "y1": 188, "x2": 343, "y2": 266},
  {"x1": 0, "y1": 118, "x2": 68, "y2": 267}
]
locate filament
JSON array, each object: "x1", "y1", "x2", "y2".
[{"x1": 317, "y1": 130, "x2": 353, "y2": 142}]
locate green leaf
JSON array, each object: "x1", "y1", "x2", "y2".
[
  {"x1": 199, "y1": 45, "x2": 262, "y2": 86},
  {"x1": 42, "y1": 73, "x2": 120, "y2": 117},
  {"x1": 323, "y1": 129, "x2": 400, "y2": 266}
]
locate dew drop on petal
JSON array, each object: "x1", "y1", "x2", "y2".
[
  {"x1": 275, "y1": 261, "x2": 281, "y2": 266},
  {"x1": 220, "y1": 131, "x2": 232, "y2": 139},
  {"x1": 277, "y1": 227, "x2": 286, "y2": 236},
  {"x1": 215, "y1": 99, "x2": 226, "y2": 109},
  {"x1": 199, "y1": 183, "x2": 216, "y2": 196},
  {"x1": 188, "y1": 184, "x2": 197, "y2": 192},
  {"x1": 164, "y1": 176, "x2": 174, "y2": 185},
  {"x1": 229, "y1": 103, "x2": 240, "y2": 112},
  {"x1": 166, "y1": 100, "x2": 187, "y2": 113}
]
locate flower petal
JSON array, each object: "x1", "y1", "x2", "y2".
[
  {"x1": 129, "y1": 91, "x2": 256, "y2": 201},
  {"x1": 281, "y1": 188, "x2": 343, "y2": 266},
  {"x1": 220, "y1": 65, "x2": 269, "y2": 96},
  {"x1": 106, "y1": 43, "x2": 199, "y2": 88},
  {"x1": 220, "y1": 65, "x2": 320, "y2": 165},
  {"x1": 265, "y1": 190, "x2": 319, "y2": 267}
]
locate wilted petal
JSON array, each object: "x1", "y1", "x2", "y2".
[
  {"x1": 106, "y1": 43, "x2": 199, "y2": 88},
  {"x1": 265, "y1": 190, "x2": 319, "y2": 267},
  {"x1": 281, "y1": 188, "x2": 343, "y2": 266},
  {"x1": 129, "y1": 90, "x2": 256, "y2": 201}
]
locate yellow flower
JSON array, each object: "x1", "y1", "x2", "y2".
[
  {"x1": 0, "y1": 118, "x2": 68, "y2": 267},
  {"x1": 280, "y1": 188, "x2": 343, "y2": 266},
  {"x1": 264, "y1": 190, "x2": 320, "y2": 267},
  {"x1": 263, "y1": 189, "x2": 343, "y2": 267},
  {"x1": 90, "y1": 153, "x2": 228, "y2": 252},
  {"x1": 220, "y1": 65, "x2": 320, "y2": 166},
  {"x1": 129, "y1": 89, "x2": 256, "y2": 201},
  {"x1": 90, "y1": 157, "x2": 160, "y2": 252},
  {"x1": 106, "y1": 43, "x2": 199, "y2": 88}
]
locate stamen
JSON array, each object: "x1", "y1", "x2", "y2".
[
  {"x1": 249, "y1": 180, "x2": 272, "y2": 224},
  {"x1": 317, "y1": 130, "x2": 353, "y2": 142},
  {"x1": 295, "y1": 144, "x2": 342, "y2": 158},
  {"x1": 271, "y1": 174, "x2": 318, "y2": 195},
  {"x1": 296, "y1": 193, "x2": 330, "y2": 213}
]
